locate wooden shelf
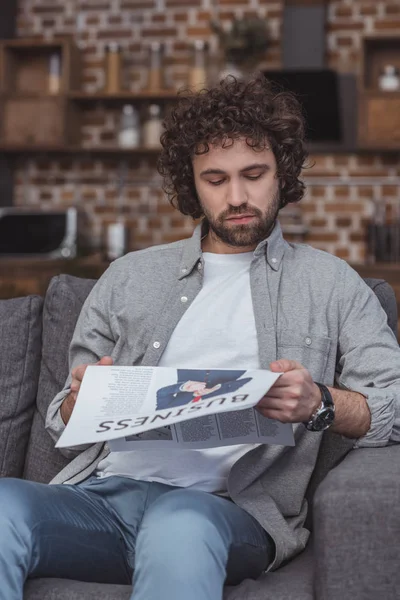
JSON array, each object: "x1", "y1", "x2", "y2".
[
  {"x1": 0, "y1": 144, "x2": 161, "y2": 155},
  {"x1": 1, "y1": 38, "x2": 68, "y2": 49},
  {"x1": 68, "y1": 90, "x2": 178, "y2": 102},
  {"x1": 362, "y1": 90, "x2": 400, "y2": 98},
  {"x1": 0, "y1": 92, "x2": 66, "y2": 99}
]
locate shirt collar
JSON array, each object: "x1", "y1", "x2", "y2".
[
  {"x1": 254, "y1": 220, "x2": 286, "y2": 271},
  {"x1": 178, "y1": 219, "x2": 286, "y2": 279},
  {"x1": 178, "y1": 222, "x2": 204, "y2": 280}
]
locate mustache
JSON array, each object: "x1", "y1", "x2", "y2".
[{"x1": 220, "y1": 206, "x2": 262, "y2": 219}]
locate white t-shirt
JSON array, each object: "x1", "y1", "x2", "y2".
[{"x1": 96, "y1": 251, "x2": 261, "y2": 493}]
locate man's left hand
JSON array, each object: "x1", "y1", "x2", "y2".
[{"x1": 256, "y1": 360, "x2": 322, "y2": 423}]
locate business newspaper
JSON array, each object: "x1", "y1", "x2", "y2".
[{"x1": 56, "y1": 366, "x2": 295, "y2": 449}]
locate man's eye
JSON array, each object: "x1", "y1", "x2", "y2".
[
  {"x1": 208, "y1": 180, "x2": 224, "y2": 186},
  {"x1": 246, "y1": 174, "x2": 262, "y2": 181}
]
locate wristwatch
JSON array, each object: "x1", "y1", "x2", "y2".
[{"x1": 304, "y1": 383, "x2": 335, "y2": 432}]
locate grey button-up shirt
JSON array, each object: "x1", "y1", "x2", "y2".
[{"x1": 46, "y1": 221, "x2": 400, "y2": 570}]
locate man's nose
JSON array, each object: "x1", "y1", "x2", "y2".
[{"x1": 227, "y1": 180, "x2": 246, "y2": 207}]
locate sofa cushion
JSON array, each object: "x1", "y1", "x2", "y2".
[
  {"x1": 23, "y1": 275, "x2": 96, "y2": 483},
  {"x1": 364, "y1": 277, "x2": 398, "y2": 340},
  {"x1": 24, "y1": 544, "x2": 314, "y2": 600},
  {"x1": 0, "y1": 295, "x2": 43, "y2": 478}
]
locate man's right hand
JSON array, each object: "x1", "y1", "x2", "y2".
[{"x1": 60, "y1": 356, "x2": 113, "y2": 425}]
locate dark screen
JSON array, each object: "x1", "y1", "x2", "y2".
[
  {"x1": 0, "y1": 214, "x2": 66, "y2": 254},
  {"x1": 263, "y1": 69, "x2": 342, "y2": 143}
]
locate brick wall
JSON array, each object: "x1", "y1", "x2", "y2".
[{"x1": 14, "y1": 0, "x2": 400, "y2": 261}]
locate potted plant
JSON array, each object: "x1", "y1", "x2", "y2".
[{"x1": 211, "y1": 16, "x2": 270, "y2": 78}]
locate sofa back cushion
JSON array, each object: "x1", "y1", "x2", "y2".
[
  {"x1": 0, "y1": 295, "x2": 43, "y2": 478},
  {"x1": 23, "y1": 275, "x2": 96, "y2": 483},
  {"x1": 304, "y1": 277, "x2": 398, "y2": 527}
]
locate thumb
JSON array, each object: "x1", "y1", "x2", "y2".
[
  {"x1": 270, "y1": 359, "x2": 302, "y2": 373},
  {"x1": 96, "y1": 356, "x2": 113, "y2": 366}
]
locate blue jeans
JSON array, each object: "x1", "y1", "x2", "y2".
[{"x1": 0, "y1": 475, "x2": 274, "y2": 600}]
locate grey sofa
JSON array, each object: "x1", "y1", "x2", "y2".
[{"x1": 1, "y1": 274, "x2": 399, "y2": 600}]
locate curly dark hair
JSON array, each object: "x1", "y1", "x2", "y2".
[{"x1": 157, "y1": 75, "x2": 308, "y2": 219}]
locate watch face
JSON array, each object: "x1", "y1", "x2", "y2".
[{"x1": 315, "y1": 408, "x2": 335, "y2": 431}]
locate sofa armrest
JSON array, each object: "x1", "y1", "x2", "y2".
[{"x1": 313, "y1": 445, "x2": 400, "y2": 600}]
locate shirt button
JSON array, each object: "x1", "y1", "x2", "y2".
[
  {"x1": 181, "y1": 296, "x2": 188, "y2": 303},
  {"x1": 198, "y1": 263, "x2": 203, "y2": 270},
  {"x1": 305, "y1": 337, "x2": 312, "y2": 346},
  {"x1": 181, "y1": 267, "x2": 188, "y2": 273},
  {"x1": 271, "y1": 258, "x2": 277, "y2": 264},
  {"x1": 153, "y1": 341, "x2": 161, "y2": 349}
]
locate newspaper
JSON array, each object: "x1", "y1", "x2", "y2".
[{"x1": 56, "y1": 366, "x2": 295, "y2": 449}]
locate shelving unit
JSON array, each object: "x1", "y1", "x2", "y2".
[
  {"x1": 359, "y1": 35, "x2": 400, "y2": 150},
  {"x1": 0, "y1": 37, "x2": 178, "y2": 156},
  {"x1": 2, "y1": 36, "x2": 400, "y2": 158}
]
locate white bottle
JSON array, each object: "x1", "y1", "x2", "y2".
[
  {"x1": 118, "y1": 105, "x2": 140, "y2": 148},
  {"x1": 142, "y1": 104, "x2": 163, "y2": 148},
  {"x1": 379, "y1": 65, "x2": 400, "y2": 92},
  {"x1": 106, "y1": 219, "x2": 127, "y2": 260}
]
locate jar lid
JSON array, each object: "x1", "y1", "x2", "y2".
[
  {"x1": 149, "y1": 104, "x2": 161, "y2": 116},
  {"x1": 107, "y1": 42, "x2": 121, "y2": 52}
]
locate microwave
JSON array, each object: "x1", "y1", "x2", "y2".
[{"x1": 0, "y1": 207, "x2": 87, "y2": 258}]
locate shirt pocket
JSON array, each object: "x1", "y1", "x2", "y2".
[{"x1": 277, "y1": 329, "x2": 332, "y2": 382}]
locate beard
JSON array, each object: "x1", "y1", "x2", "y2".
[{"x1": 201, "y1": 190, "x2": 280, "y2": 248}]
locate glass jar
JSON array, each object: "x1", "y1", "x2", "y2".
[
  {"x1": 189, "y1": 40, "x2": 208, "y2": 91},
  {"x1": 48, "y1": 53, "x2": 62, "y2": 94},
  {"x1": 118, "y1": 105, "x2": 140, "y2": 148},
  {"x1": 142, "y1": 104, "x2": 163, "y2": 148},
  {"x1": 379, "y1": 65, "x2": 400, "y2": 92},
  {"x1": 105, "y1": 218, "x2": 127, "y2": 261},
  {"x1": 105, "y1": 42, "x2": 122, "y2": 94},
  {"x1": 146, "y1": 42, "x2": 165, "y2": 91}
]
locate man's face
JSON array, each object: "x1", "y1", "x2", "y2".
[{"x1": 192, "y1": 138, "x2": 280, "y2": 253}]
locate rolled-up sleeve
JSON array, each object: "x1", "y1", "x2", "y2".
[{"x1": 335, "y1": 263, "x2": 400, "y2": 447}]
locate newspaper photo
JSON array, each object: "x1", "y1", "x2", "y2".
[{"x1": 56, "y1": 366, "x2": 295, "y2": 449}]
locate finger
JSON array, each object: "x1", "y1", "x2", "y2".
[
  {"x1": 67, "y1": 390, "x2": 77, "y2": 402},
  {"x1": 97, "y1": 356, "x2": 113, "y2": 366},
  {"x1": 256, "y1": 406, "x2": 287, "y2": 422},
  {"x1": 71, "y1": 364, "x2": 88, "y2": 383},
  {"x1": 257, "y1": 395, "x2": 285, "y2": 409},
  {"x1": 270, "y1": 359, "x2": 304, "y2": 373},
  {"x1": 70, "y1": 381, "x2": 80, "y2": 393}
]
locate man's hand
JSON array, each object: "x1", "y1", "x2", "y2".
[
  {"x1": 181, "y1": 380, "x2": 207, "y2": 393},
  {"x1": 180, "y1": 380, "x2": 221, "y2": 397},
  {"x1": 60, "y1": 356, "x2": 113, "y2": 425},
  {"x1": 256, "y1": 359, "x2": 321, "y2": 423}
]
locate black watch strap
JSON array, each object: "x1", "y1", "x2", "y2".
[
  {"x1": 304, "y1": 383, "x2": 335, "y2": 432},
  {"x1": 315, "y1": 382, "x2": 334, "y2": 409}
]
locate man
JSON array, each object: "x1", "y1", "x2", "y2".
[
  {"x1": 0, "y1": 75, "x2": 399, "y2": 600},
  {"x1": 156, "y1": 368, "x2": 252, "y2": 409}
]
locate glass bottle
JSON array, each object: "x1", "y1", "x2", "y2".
[
  {"x1": 146, "y1": 42, "x2": 165, "y2": 91},
  {"x1": 118, "y1": 105, "x2": 140, "y2": 148},
  {"x1": 189, "y1": 40, "x2": 208, "y2": 91},
  {"x1": 379, "y1": 65, "x2": 400, "y2": 92},
  {"x1": 48, "y1": 53, "x2": 62, "y2": 94},
  {"x1": 105, "y1": 42, "x2": 122, "y2": 94},
  {"x1": 105, "y1": 218, "x2": 127, "y2": 261},
  {"x1": 142, "y1": 104, "x2": 163, "y2": 148}
]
